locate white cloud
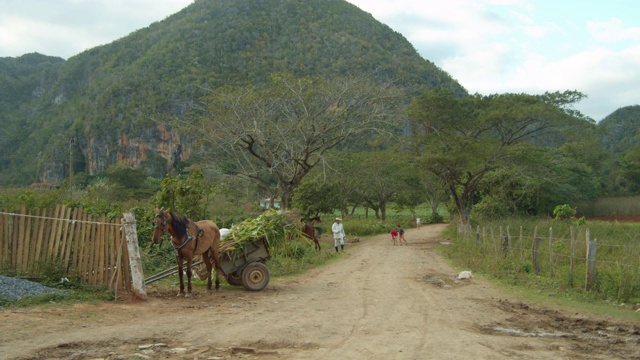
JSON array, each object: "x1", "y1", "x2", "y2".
[
  {"x1": 1, "y1": 0, "x2": 636, "y2": 120},
  {"x1": 588, "y1": 18, "x2": 640, "y2": 42},
  {"x1": 0, "y1": 0, "x2": 193, "y2": 58},
  {"x1": 347, "y1": 0, "x2": 639, "y2": 120}
]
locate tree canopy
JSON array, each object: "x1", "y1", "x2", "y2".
[
  {"x1": 408, "y1": 89, "x2": 596, "y2": 223},
  {"x1": 186, "y1": 73, "x2": 404, "y2": 210}
]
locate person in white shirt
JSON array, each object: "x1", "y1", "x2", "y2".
[{"x1": 331, "y1": 217, "x2": 345, "y2": 253}]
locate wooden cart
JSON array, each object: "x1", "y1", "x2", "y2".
[
  {"x1": 144, "y1": 238, "x2": 271, "y2": 291},
  {"x1": 219, "y1": 238, "x2": 271, "y2": 291}
]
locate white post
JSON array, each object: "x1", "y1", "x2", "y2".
[{"x1": 123, "y1": 212, "x2": 147, "y2": 300}]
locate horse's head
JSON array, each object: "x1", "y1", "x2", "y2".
[{"x1": 152, "y1": 208, "x2": 172, "y2": 244}]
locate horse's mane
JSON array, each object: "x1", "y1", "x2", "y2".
[{"x1": 169, "y1": 211, "x2": 191, "y2": 239}]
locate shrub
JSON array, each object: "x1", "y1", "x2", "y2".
[{"x1": 553, "y1": 204, "x2": 576, "y2": 221}]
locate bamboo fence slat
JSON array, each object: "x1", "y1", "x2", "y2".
[
  {"x1": 98, "y1": 215, "x2": 106, "y2": 286},
  {"x1": 29, "y1": 209, "x2": 43, "y2": 272},
  {"x1": 47, "y1": 204, "x2": 61, "y2": 257},
  {"x1": 77, "y1": 211, "x2": 89, "y2": 279},
  {"x1": 1, "y1": 212, "x2": 9, "y2": 266},
  {"x1": 108, "y1": 221, "x2": 116, "y2": 287},
  {"x1": 15, "y1": 205, "x2": 26, "y2": 268},
  {"x1": 63, "y1": 208, "x2": 79, "y2": 272},
  {"x1": 0, "y1": 207, "x2": 130, "y2": 292},
  {"x1": 19, "y1": 207, "x2": 31, "y2": 272},
  {"x1": 34, "y1": 208, "x2": 47, "y2": 271},
  {"x1": 58, "y1": 206, "x2": 72, "y2": 262},
  {"x1": 51, "y1": 205, "x2": 66, "y2": 260}
]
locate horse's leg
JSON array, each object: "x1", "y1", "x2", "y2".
[
  {"x1": 176, "y1": 255, "x2": 185, "y2": 297},
  {"x1": 203, "y1": 250, "x2": 213, "y2": 293},
  {"x1": 212, "y1": 247, "x2": 221, "y2": 291},
  {"x1": 314, "y1": 237, "x2": 321, "y2": 251},
  {"x1": 185, "y1": 255, "x2": 193, "y2": 297}
]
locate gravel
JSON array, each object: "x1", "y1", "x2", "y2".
[{"x1": 0, "y1": 275, "x2": 69, "y2": 301}]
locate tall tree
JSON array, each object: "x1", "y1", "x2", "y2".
[
  {"x1": 187, "y1": 73, "x2": 403, "y2": 210},
  {"x1": 408, "y1": 89, "x2": 592, "y2": 224},
  {"x1": 292, "y1": 175, "x2": 345, "y2": 218},
  {"x1": 331, "y1": 151, "x2": 412, "y2": 220}
]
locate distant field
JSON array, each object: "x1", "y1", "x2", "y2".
[
  {"x1": 588, "y1": 216, "x2": 640, "y2": 222},
  {"x1": 577, "y1": 196, "x2": 640, "y2": 218}
]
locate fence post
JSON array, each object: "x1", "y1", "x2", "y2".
[
  {"x1": 502, "y1": 226, "x2": 510, "y2": 258},
  {"x1": 549, "y1": 227, "x2": 554, "y2": 278},
  {"x1": 123, "y1": 212, "x2": 147, "y2": 300},
  {"x1": 507, "y1": 226, "x2": 512, "y2": 257},
  {"x1": 519, "y1": 225, "x2": 523, "y2": 260},
  {"x1": 482, "y1": 226, "x2": 487, "y2": 255},
  {"x1": 585, "y1": 228, "x2": 597, "y2": 291},
  {"x1": 532, "y1": 237, "x2": 541, "y2": 274},
  {"x1": 532, "y1": 226, "x2": 540, "y2": 274},
  {"x1": 8, "y1": 215, "x2": 14, "y2": 268},
  {"x1": 569, "y1": 226, "x2": 575, "y2": 286},
  {"x1": 490, "y1": 227, "x2": 495, "y2": 255},
  {"x1": 475, "y1": 225, "x2": 480, "y2": 245}
]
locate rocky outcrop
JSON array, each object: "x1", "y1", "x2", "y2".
[{"x1": 84, "y1": 124, "x2": 189, "y2": 176}]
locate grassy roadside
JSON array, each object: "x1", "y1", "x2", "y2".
[{"x1": 433, "y1": 222, "x2": 640, "y2": 322}]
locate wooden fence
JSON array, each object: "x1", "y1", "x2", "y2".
[
  {"x1": 0, "y1": 205, "x2": 131, "y2": 292},
  {"x1": 458, "y1": 224, "x2": 603, "y2": 290}
]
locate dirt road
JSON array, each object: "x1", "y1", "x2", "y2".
[{"x1": 1, "y1": 224, "x2": 639, "y2": 359}]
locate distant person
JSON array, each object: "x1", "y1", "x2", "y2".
[
  {"x1": 390, "y1": 229, "x2": 399, "y2": 245},
  {"x1": 397, "y1": 225, "x2": 407, "y2": 245},
  {"x1": 416, "y1": 217, "x2": 421, "y2": 229},
  {"x1": 332, "y1": 217, "x2": 346, "y2": 253}
]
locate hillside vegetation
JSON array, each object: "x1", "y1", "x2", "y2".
[{"x1": 0, "y1": 0, "x2": 464, "y2": 185}]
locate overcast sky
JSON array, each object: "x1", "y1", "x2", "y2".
[{"x1": 1, "y1": 0, "x2": 638, "y2": 121}]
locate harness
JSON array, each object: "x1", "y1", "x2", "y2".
[{"x1": 178, "y1": 222, "x2": 204, "y2": 251}]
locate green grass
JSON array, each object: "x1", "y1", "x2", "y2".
[{"x1": 439, "y1": 218, "x2": 640, "y2": 306}]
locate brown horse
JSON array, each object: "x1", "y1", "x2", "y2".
[
  {"x1": 301, "y1": 215, "x2": 322, "y2": 251},
  {"x1": 152, "y1": 208, "x2": 222, "y2": 297}
]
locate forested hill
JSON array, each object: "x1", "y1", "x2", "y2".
[
  {"x1": 598, "y1": 105, "x2": 640, "y2": 155},
  {"x1": 0, "y1": 0, "x2": 466, "y2": 185}
]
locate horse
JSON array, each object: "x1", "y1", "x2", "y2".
[
  {"x1": 152, "y1": 208, "x2": 222, "y2": 297},
  {"x1": 301, "y1": 215, "x2": 322, "y2": 251}
]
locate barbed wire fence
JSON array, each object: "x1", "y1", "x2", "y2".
[{"x1": 457, "y1": 222, "x2": 640, "y2": 301}]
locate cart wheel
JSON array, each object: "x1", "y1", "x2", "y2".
[
  {"x1": 226, "y1": 271, "x2": 243, "y2": 286},
  {"x1": 241, "y1": 262, "x2": 270, "y2": 291}
]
